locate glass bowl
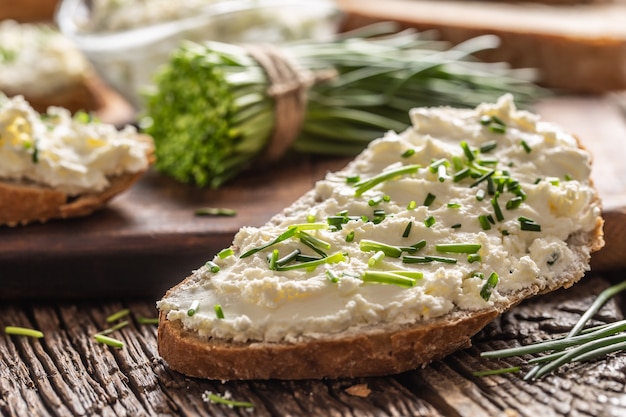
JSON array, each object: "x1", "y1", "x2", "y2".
[{"x1": 56, "y1": 0, "x2": 342, "y2": 111}]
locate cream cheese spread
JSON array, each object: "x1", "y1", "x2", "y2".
[
  {"x1": 0, "y1": 95, "x2": 151, "y2": 195},
  {"x1": 0, "y1": 20, "x2": 91, "y2": 97},
  {"x1": 158, "y1": 94, "x2": 601, "y2": 344}
]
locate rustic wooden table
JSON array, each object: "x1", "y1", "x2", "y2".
[{"x1": 2, "y1": 96, "x2": 626, "y2": 416}]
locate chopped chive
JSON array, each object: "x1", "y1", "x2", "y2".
[
  {"x1": 480, "y1": 272, "x2": 499, "y2": 301},
  {"x1": 487, "y1": 177, "x2": 496, "y2": 196},
  {"x1": 402, "y1": 256, "x2": 433, "y2": 264},
  {"x1": 345, "y1": 230, "x2": 355, "y2": 242},
  {"x1": 479, "y1": 141, "x2": 498, "y2": 153},
  {"x1": 491, "y1": 196, "x2": 504, "y2": 222},
  {"x1": 408, "y1": 239, "x2": 427, "y2": 252},
  {"x1": 346, "y1": 175, "x2": 360, "y2": 184},
  {"x1": 306, "y1": 213, "x2": 316, "y2": 223},
  {"x1": 491, "y1": 115, "x2": 506, "y2": 126},
  {"x1": 136, "y1": 316, "x2": 159, "y2": 325},
  {"x1": 106, "y1": 308, "x2": 130, "y2": 323},
  {"x1": 451, "y1": 223, "x2": 462, "y2": 229},
  {"x1": 567, "y1": 280, "x2": 626, "y2": 338},
  {"x1": 505, "y1": 196, "x2": 523, "y2": 210},
  {"x1": 354, "y1": 164, "x2": 420, "y2": 196},
  {"x1": 424, "y1": 255, "x2": 457, "y2": 264},
  {"x1": 469, "y1": 170, "x2": 495, "y2": 188},
  {"x1": 4, "y1": 326, "x2": 44, "y2": 338},
  {"x1": 240, "y1": 227, "x2": 298, "y2": 258},
  {"x1": 368, "y1": 195, "x2": 383, "y2": 206},
  {"x1": 360, "y1": 239, "x2": 402, "y2": 257},
  {"x1": 468, "y1": 254, "x2": 482, "y2": 263},
  {"x1": 298, "y1": 231, "x2": 331, "y2": 252},
  {"x1": 407, "y1": 200, "x2": 417, "y2": 210},
  {"x1": 195, "y1": 207, "x2": 237, "y2": 217},
  {"x1": 402, "y1": 221, "x2": 413, "y2": 238},
  {"x1": 326, "y1": 270, "x2": 340, "y2": 283},
  {"x1": 368, "y1": 250, "x2": 386, "y2": 266},
  {"x1": 361, "y1": 271, "x2": 418, "y2": 288},
  {"x1": 437, "y1": 164, "x2": 447, "y2": 182},
  {"x1": 276, "y1": 249, "x2": 301, "y2": 266},
  {"x1": 423, "y1": 192, "x2": 436, "y2": 207},
  {"x1": 460, "y1": 141, "x2": 475, "y2": 161},
  {"x1": 187, "y1": 300, "x2": 200, "y2": 316},
  {"x1": 202, "y1": 391, "x2": 254, "y2": 409},
  {"x1": 564, "y1": 174, "x2": 572, "y2": 181},
  {"x1": 276, "y1": 251, "x2": 346, "y2": 271},
  {"x1": 473, "y1": 367, "x2": 520, "y2": 377},
  {"x1": 401, "y1": 149, "x2": 415, "y2": 158},
  {"x1": 521, "y1": 140, "x2": 532, "y2": 153},
  {"x1": 424, "y1": 216, "x2": 436, "y2": 228},
  {"x1": 479, "y1": 115, "x2": 491, "y2": 125},
  {"x1": 476, "y1": 189, "x2": 486, "y2": 201},
  {"x1": 519, "y1": 217, "x2": 541, "y2": 232},
  {"x1": 453, "y1": 168, "x2": 470, "y2": 182},
  {"x1": 97, "y1": 320, "x2": 129, "y2": 336},
  {"x1": 205, "y1": 260, "x2": 220, "y2": 273},
  {"x1": 489, "y1": 123, "x2": 506, "y2": 134},
  {"x1": 383, "y1": 195, "x2": 391, "y2": 202},
  {"x1": 471, "y1": 271, "x2": 485, "y2": 279},
  {"x1": 217, "y1": 248, "x2": 234, "y2": 259},
  {"x1": 214, "y1": 304, "x2": 225, "y2": 319},
  {"x1": 447, "y1": 202, "x2": 461, "y2": 208},
  {"x1": 435, "y1": 243, "x2": 481, "y2": 254},
  {"x1": 94, "y1": 334, "x2": 124, "y2": 348},
  {"x1": 267, "y1": 249, "x2": 280, "y2": 270},
  {"x1": 478, "y1": 215, "x2": 492, "y2": 230}
]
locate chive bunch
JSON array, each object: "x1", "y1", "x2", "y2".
[
  {"x1": 143, "y1": 24, "x2": 543, "y2": 188},
  {"x1": 477, "y1": 280, "x2": 626, "y2": 379}
]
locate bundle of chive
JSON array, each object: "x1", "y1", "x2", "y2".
[
  {"x1": 476, "y1": 280, "x2": 626, "y2": 380},
  {"x1": 142, "y1": 23, "x2": 544, "y2": 188}
]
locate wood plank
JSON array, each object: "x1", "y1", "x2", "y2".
[{"x1": 1, "y1": 274, "x2": 624, "y2": 416}]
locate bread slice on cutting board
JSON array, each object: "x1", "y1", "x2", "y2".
[
  {"x1": 337, "y1": 0, "x2": 626, "y2": 93},
  {"x1": 0, "y1": 95, "x2": 154, "y2": 227},
  {"x1": 157, "y1": 94, "x2": 604, "y2": 380}
]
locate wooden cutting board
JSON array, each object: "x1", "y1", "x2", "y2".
[{"x1": 1, "y1": 96, "x2": 624, "y2": 299}]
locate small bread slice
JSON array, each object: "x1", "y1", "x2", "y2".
[
  {"x1": 158, "y1": 95, "x2": 604, "y2": 380},
  {"x1": 0, "y1": 96, "x2": 154, "y2": 227}
]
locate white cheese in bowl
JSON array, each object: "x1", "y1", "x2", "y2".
[
  {"x1": 0, "y1": 95, "x2": 152, "y2": 195},
  {"x1": 158, "y1": 94, "x2": 601, "y2": 344}
]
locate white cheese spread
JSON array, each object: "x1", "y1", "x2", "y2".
[
  {"x1": 0, "y1": 20, "x2": 91, "y2": 97},
  {"x1": 0, "y1": 95, "x2": 151, "y2": 195},
  {"x1": 158, "y1": 94, "x2": 601, "y2": 344}
]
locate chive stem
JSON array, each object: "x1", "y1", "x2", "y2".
[{"x1": 4, "y1": 326, "x2": 44, "y2": 338}]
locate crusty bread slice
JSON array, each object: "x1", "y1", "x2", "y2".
[
  {"x1": 0, "y1": 135, "x2": 154, "y2": 227},
  {"x1": 158, "y1": 96, "x2": 604, "y2": 380},
  {"x1": 337, "y1": 0, "x2": 626, "y2": 93}
]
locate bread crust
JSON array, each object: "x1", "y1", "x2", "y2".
[{"x1": 0, "y1": 135, "x2": 154, "y2": 227}]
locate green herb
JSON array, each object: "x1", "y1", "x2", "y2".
[
  {"x1": 505, "y1": 196, "x2": 523, "y2": 210},
  {"x1": 360, "y1": 239, "x2": 402, "y2": 257},
  {"x1": 217, "y1": 248, "x2": 234, "y2": 259},
  {"x1": 214, "y1": 304, "x2": 225, "y2": 319},
  {"x1": 491, "y1": 195, "x2": 504, "y2": 222},
  {"x1": 202, "y1": 391, "x2": 254, "y2": 409},
  {"x1": 473, "y1": 366, "x2": 520, "y2": 377},
  {"x1": 187, "y1": 300, "x2": 200, "y2": 316},
  {"x1": 521, "y1": 140, "x2": 532, "y2": 153},
  {"x1": 143, "y1": 25, "x2": 541, "y2": 188},
  {"x1": 195, "y1": 207, "x2": 237, "y2": 216},
  {"x1": 240, "y1": 226, "x2": 298, "y2": 258},
  {"x1": 468, "y1": 254, "x2": 482, "y2": 263},
  {"x1": 267, "y1": 249, "x2": 280, "y2": 270},
  {"x1": 276, "y1": 249, "x2": 301, "y2": 267},
  {"x1": 326, "y1": 270, "x2": 341, "y2": 283},
  {"x1": 451, "y1": 223, "x2": 462, "y2": 229},
  {"x1": 424, "y1": 215, "x2": 436, "y2": 228},
  {"x1": 447, "y1": 202, "x2": 461, "y2": 208},
  {"x1": 368, "y1": 250, "x2": 386, "y2": 266},
  {"x1": 361, "y1": 270, "x2": 422, "y2": 288},
  {"x1": 479, "y1": 141, "x2": 498, "y2": 153},
  {"x1": 346, "y1": 175, "x2": 360, "y2": 184},
  {"x1": 94, "y1": 334, "x2": 124, "y2": 348},
  {"x1": 4, "y1": 326, "x2": 44, "y2": 338},
  {"x1": 354, "y1": 164, "x2": 420, "y2": 196},
  {"x1": 478, "y1": 214, "x2": 492, "y2": 230},
  {"x1": 519, "y1": 217, "x2": 541, "y2": 232},
  {"x1": 205, "y1": 260, "x2": 220, "y2": 273},
  {"x1": 345, "y1": 230, "x2": 355, "y2": 242},
  {"x1": 437, "y1": 164, "x2": 447, "y2": 182},
  {"x1": 480, "y1": 272, "x2": 498, "y2": 300},
  {"x1": 407, "y1": 200, "x2": 417, "y2": 210},
  {"x1": 402, "y1": 221, "x2": 413, "y2": 238},
  {"x1": 435, "y1": 243, "x2": 481, "y2": 254},
  {"x1": 476, "y1": 189, "x2": 486, "y2": 201},
  {"x1": 469, "y1": 169, "x2": 496, "y2": 188},
  {"x1": 276, "y1": 251, "x2": 346, "y2": 271},
  {"x1": 453, "y1": 168, "x2": 470, "y2": 182},
  {"x1": 423, "y1": 192, "x2": 436, "y2": 206},
  {"x1": 402, "y1": 149, "x2": 415, "y2": 158},
  {"x1": 97, "y1": 321, "x2": 129, "y2": 336},
  {"x1": 403, "y1": 255, "x2": 457, "y2": 264},
  {"x1": 136, "y1": 316, "x2": 159, "y2": 325},
  {"x1": 106, "y1": 308, "x2": 130, "y2": 323}
]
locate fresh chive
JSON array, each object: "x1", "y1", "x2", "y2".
[
  {"x1": 505, "y1": 196, "x2": 523, "y2": 210},
  {"x1": 479, "y1": 141, "x2": 498, "y2": 153},
  {"x1": 275, "y1": 249, "x2": 301, "y2": 267},
  {"x1": 94, "y1": 334, "x2": 124, "y2": 348},
  {"x1": 460, "y1": 141, "x2": 475, "y2": 161},
  {"x1": 106, "y1": 308, "x2": 130, "y2": 323},
  {"x1": 491, "y1": 195, "x2": 504, "y2": 222},
  {"x1": 306, "y1": 213, "x2": 316, "y2": 223},
  {"x1": 476, "y1": 189, "x2": 486, "y2": 201},
  {"x1": 447, "y1": 202, "x2": 461, "y2": 208},
  {"x1": 298, "y1": 231, "x2": 331, "y2": 253},
  {"x1": 267, "y1": 249, "x2": 280, "y2": 270},
  {"x1": 214, "y1": 304, "x2": 225, "y2": 319},
  {"x1": 346, "y1": 175, "x2": 360, "y2": 184},
  {"x1": 402, "y1": 221, "x2": 413, "y2": 238},
  {"x1": 240, "y1": 227, "x2": 298, "y2": 258},
  {"x1": 276, "y1": 251, "x2": 346, "y2": 271},
  {"x1": 354, "y1": 164, "x2": 420, "y2": 196},
  {"x1": 361, "y1": 271, "x2": 419, "y2": 288},
  {"x1": 368, "y1": 250, "x2": 386, "y2": 266},
  {"x1": 402, "y1": 256, "x2": 433, "y2": 264},
  {"x1": 136, "y1": 316, "x2": 159, "y2": 325},
  {"x1": 195, "y1": 207, "x2": 237, "y2": 216},
  {"x1": 451, "y1": 223, "x2": 462, "y2": 229},
  {"x1": 468, "y1": 254, "x2": 482, "y2": 263},
  {"x1": 437, "y1": 164, "x2": 447, "y2": 182},
  {"x1": 424, "y1": 216, "x2": 436, "y2": 228},
  {"x1": 217, "y1": 248, "x2": 234, "y2": 259},
  {"x1": 97, "y1": 320, "x2": 129, "y2": 336},
  {"x1": 359, "y1": 239, "x2": 402, "y2": 257},
  {"x1": 4, "y1": 326, "x2": 44, "y2": 338},
  {"x1": 435, "y1": 243, "x2": 481, "y2": 254},
  {"x1": 423, "y1": 255, "x2": 457, "y2": 264},
  {"x1": 368, "y1": 195, "x2": 384, "y2": 206},
  {"x1": 521, "y1": 140, "x2": 532, "y2": 153},
  {"x1": 423, "y1": 192, "x2": 436, "y2": 206},
  {"x1": 409, "y1": 240, "x2": 427, "y2": 252},
  {"x1": 489, "y1": 123, "x2": 506, "y2": 134},
  {"x1": 326, "y1": 270, "x2": 340, "y2": 283},
  {"x1": 567, "y1": 280, "x2": 626, "y2": 338},
  {"x1": 187, "y1": 300, "x2": 200, "y2": 316},
  {"x1": 202, "y1": 391, "x2": 254, "y2": 409},
  {"x1": 469, "y1": 170, "x2": 495, "y2": 188},
  {"x1": 401, "y1": 149, "x2": 415, "y2": 158},
  {"x1": 453, "y1": 168, "x2": 470, "y2": 182},
  {"x1": 478, "y1": 215, "x2": 492, "y2": 230},
  {"x1": 205, "y1": 260, "x2": 220, "y2": 273},
  {"x1": 519, "y1": 217, "x2": 541, "y2": 232},
  {"x1": 473, "y1": 366, "x2": 520, "y2": 377},
  {"x1": 407, "y1": 200, "x2": 417, "y2": 210},
  {"x1": 429, "y1": 158, "x2": 448, "y2": 172},
  {"x1": 480, "y1": 272, "x2": 498, "y2": 301},
  {"x1": 345, "y1": 230, "x2": 355, "y2": 242}
]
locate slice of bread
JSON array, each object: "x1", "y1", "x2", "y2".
[
  {"x1": 157, "y1": 95, "x2": 604, "y2": 380},
  {"x1": 337, "y1": 0, "x2": 626, "y2": 93},
  {"x1": 0, "y1": 96, "x2": 154, "y2": 227}
]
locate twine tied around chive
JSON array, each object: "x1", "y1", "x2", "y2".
[{"x1": 243, "y1": 43, "x2": 337, "y2": 164}]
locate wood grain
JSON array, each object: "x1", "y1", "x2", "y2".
[{"x1": 1, "y1": 274, "x2": 624, "y2": 416}]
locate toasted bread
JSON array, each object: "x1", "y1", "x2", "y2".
[{"x1": 157, "y1": 95, "x2": 604, "y2": 380}]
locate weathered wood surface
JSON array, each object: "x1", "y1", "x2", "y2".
[
  {"x1": 1, "y1": 95, "x2": 626, "y2": 300},
  {"x1": 2, "y1": 275, "x2": 625, "y2": 417}
]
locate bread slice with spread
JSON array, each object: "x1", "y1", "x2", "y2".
[
  {"x1": 0, "y1": 95, "x2": 154, "y2": 226},
  {"x1": 157, "y1": 94, "x2": 604, "y2": 380}
]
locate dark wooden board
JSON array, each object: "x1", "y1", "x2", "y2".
[
  {"x1": 1, "y1": 96, "x2": 625, "y2": 299},
  {"x1": 2, "y1": 273, "x2": 625, "y2": 417}
]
